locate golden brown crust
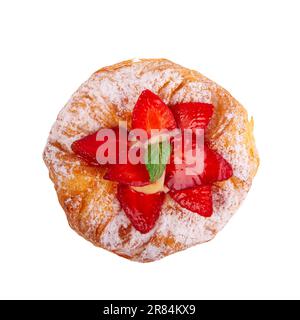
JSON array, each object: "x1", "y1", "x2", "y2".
[{"x1": 43, "y1": 59, "x2": 259, "y2": 262}]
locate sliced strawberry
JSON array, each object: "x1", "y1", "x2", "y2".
[
  {"x1": 132, "y1": 90, "x2": 177, "y2": 134},
  {"x1": 203, "y1": 147, "x2": 233, "y2": 184},
  {"x1": 71, "y1": 127, "x2": 127, "y2": 165},
  {"x1": 117, "y1": 184, "x2": 165, "y2": 234},
  {"x1": 170, "y1": 102, "x2": 214, "y2": 130},
  {"x1": 71, "y1": 131, "x2": 101, "y2": 165},
  {"x1": 169, "y1": 185, "x2": 213, "y2": 217},
  {"x1": 165, "y1": 142, "x2": 233, "y2": 191},
  {"x1": 104, "y1": 163, "x2": 150, "y2": 186}
]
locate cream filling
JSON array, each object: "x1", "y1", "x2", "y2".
[{"x1": 131, "y1": 171, "x2": 169, "y2": 194}]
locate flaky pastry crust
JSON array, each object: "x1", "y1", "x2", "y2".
[{"x1": 43, "y1": 59, "x2": 259, "y2": 262}]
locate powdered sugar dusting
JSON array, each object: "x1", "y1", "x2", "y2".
[{"x1": 100, "y1": 209, "x2": 156, "y2": 256}]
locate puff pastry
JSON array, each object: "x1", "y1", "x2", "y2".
[{"x1": 43, "y1": 59, "x2": 259, "y2": 262}]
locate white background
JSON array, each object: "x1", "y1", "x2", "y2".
[{"x1": 0, "y1": 0, "x2": 299, "y2": 300}]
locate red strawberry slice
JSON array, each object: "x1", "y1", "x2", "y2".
[
  {"x1": 165, "y1": 142, "x2": 233, "y2": 191},
  {"x1": 71, "y1": 127, "x2": 127, "y2": 165},
  {"x1": 103, "y1": 142, "x2": 150, "y2": 186},
  {"x1": 117, "y1": 184, "x2": 165, "y2": 234},
  {"x1": 104, "y1": 163, "x2": 150, "y2": 186},
  {"x1": 169, "y1": 185, "x2": 213, "y2": 217},
  {"x1": 203, "y1": 147, "x2": 233, "y2": 184},
  {"x1": 171, "y1": 102, "x2": 214, "y2": 130},
  {"x1": 132, "y1": 90, "x2": 177, "y2": 134}
]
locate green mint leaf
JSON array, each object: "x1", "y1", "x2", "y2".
[{"x1": 145, "y1": 140, "x2": 171, "y2": 183}]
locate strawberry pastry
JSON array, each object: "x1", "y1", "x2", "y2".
[{"x1": 43, "y1": 59, "x2": 259, "y2": 262}]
